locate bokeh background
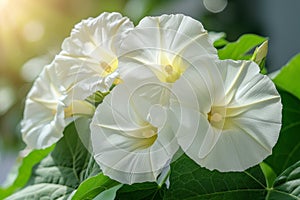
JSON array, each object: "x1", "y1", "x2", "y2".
[{"x1": 1, "y1": 0, "x2": 300, "y2": 184}]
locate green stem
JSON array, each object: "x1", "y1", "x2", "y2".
[{"x1": 157, "y1": 168, "x2": 171, "y2": 188}]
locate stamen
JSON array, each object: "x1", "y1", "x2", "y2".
[
  {"x1": 105, "y1": 66, "x2": 112, "y2": 73},
  {"x1": 208, "y1": 111, "x2": 223, "y2": 123},
  {"x1": 113, "y1": 77, "x2": 123, "y2": 85},
  {"x1": 165, "y1": 64, "x2": 173, "y2": 74},
  {"x1": 211, "y1": 113, "x2": 223, "y2": 122},
  {"x1": 100, "y1": 61, "x2": 113, "y2": 74}
]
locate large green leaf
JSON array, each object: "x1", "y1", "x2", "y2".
[
  {"x1": 164, "y1": 154, "x2": 267, "y2": 200},
  {"x1": 273, "y1": 53, "x2": 300, "y2": 100},
  {"x1": 0, "y1": 146, "x2": 54, "y2": 199},
  {"x1": 265, "y1": 89, "x2": 300, "y2": 175},
  {"x1": 6, "y1": 122, "x2": 101, "y2": 200},
  {"x1": 218, "y1": 34, "x2": 266, "y2": 60},
  {"x1": 115, "y1": 153, "x2": 300, "y2": 200},
  {"x1": 94, "y1": 184, "x2": 123, "y2": 200},
  {"x1": 116, "y1": 182, "x2": 166, "y2": 200},
  {"x1": 72, "y1": 173, "x2": 119, "y2": 199},
  {"x1": 267, "y1": 160, "x2": 300, "y2": 199}
]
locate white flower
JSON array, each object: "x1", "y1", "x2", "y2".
[
  {"x1": 90, "y1": 71, "x2": 179, "y2": 184},
  {"x1": 173, "y1": 60, "x2": 282, "y2": 171},
  {"x1": 55, "y1": 12, "x2": 134, "y2": 103},
  {"x1": 22, "y1": 12, "x2": 133, "y2": 150},
  {"x1": 118, "y1": 14, "x2": 218, "y2": 84},
  {"x1": 21, "y1": 62, "x2": 95, "y2": 149},
  {"x1": 90, "y1": 14, "x2": 218, "y2": 184}
]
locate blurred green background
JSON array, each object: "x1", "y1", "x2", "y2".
[{"x1": 1, "y1": 0, "x2": 300, "y2": 184}]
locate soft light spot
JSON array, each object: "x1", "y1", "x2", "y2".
[
  {"x1": 123, "y1": 0, "x2": 147, "y2": 20},
  {"x1": 21, "y1": 55, "x2": 51, "y2": 82},
  {"x1": 203, "y1": 0, "x2": 227, "y2": 13},
  {"x1": 22, "y1": 21, "x2": 45, "y2": 42},
  {"x1": 0, "y1": 84, "x2": 15, "y2": 115},
  {"x1": 0, "y1": 0, "x2": 8, "y2": 9}
]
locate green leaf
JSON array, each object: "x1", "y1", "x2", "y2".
[
  {"x1": 164, "y1": 154, "x2": 267, "y2": 200},
  {"x1": 266, "y1": 160, "x2": 300, "y2": 199},
  {"x1": 260, "y1": 162, "x2": 277, "y2": 188},
  {"x1": 0, "y1": 145, "x2": 54, "y2": 199},
  {"x1": 5, "y1": 183, "x2": 73, "y2": 200},
  {"x1": 6, "y1": 121, "x2": 101, "y2": 200},
  {"x1": 208, "y1": 32, "x2": 228, "y2": 48},
  {"x1": 94, "y1": 184, "x2": 123, "y2": 200},
  {"x1": 211, "y1": 32, "x2": 229, "y2": 48},
  {"x1": 214, "y1": 38, "x2": 228, "y2": 48},
  {"x1": 265, "y1": 89, "x2": 300, "y2": 175},
  {"x1": 273, "y1": 53, "x2": 300, "y2": 100},
  {"x1": 72, "y1": 173, "x2": 119, "y2": 199},
  {"x1": 218, "y1": 34, "x2": 266, "y2": 60},
  {"x1": 116, "y1": 182, "x2": 166, "y2": 200}
]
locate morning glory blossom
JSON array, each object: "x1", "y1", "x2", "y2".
[
  {"x1": 55, "y1": 12, "x2": 134, "y2": 103},
  {"x1": 21, "y1": 62, "x2": 95, "y2": 149},
  {"x1": 173, "y1": 60, "x2": 282, "y2": 171},
  {"x1": 22, "y1": 12, "x2": 134, "y2": 150},
  {"x1": 90, "y1": 14, "x2": 218, "y2": 184},
  {"x1": 90, "y1": 68, "x2": 179, "y2": 184}
]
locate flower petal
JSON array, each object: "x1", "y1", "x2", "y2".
[
  {"x1": 120, "y1": 14, "x2": 217, "y2": 57},
  {"x1": 119, "y1": 14, "x2": 218, "y2": 84},
  {"x1": 62, "y1": 12, "x2": 133, "y2": 56},
  {"x1": 170, "y1": 57, "x2": 226, "y2": 158},
  {"x1": 175, "y1": 59, "x2": 282, "y2": 171},
  {"x1": 56, "y1": 12, "x2": 133, "y2": 101},
  {"x1": 198, "y1": 116, "x2": 281, "y2": 172},
  {"x1": 90, "y1": 65, "x2": 179, "y2": 184},
  {"x1": 54, "y1": 55, "x2": 118, "y2": 104},
  {"x1": 21, "y1": 64, "x2": 66, "y2": 149}
]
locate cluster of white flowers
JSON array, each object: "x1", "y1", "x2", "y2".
[{"x1": 21, "y1": 12, "x2": 282, "y2": 184}]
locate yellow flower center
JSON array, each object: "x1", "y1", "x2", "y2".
[
  {"x1": 139, "y1": 126, "x2": 158, "y2": 149},
  {"x1": 164, "y1": 64, "x2": 173, "y2": 74},
  {"x1": 163, "y1": 64, "x2": 183, "y2": 83},
  {"x1": 207, "y1": 107, "x2": 226, "y2": 129},
  {"x1": 100, "y1": 58, "x2": 118, "y2": 77},
  {"x1": 208, "y1": 112, "x2": 223, "y2": 123},
  {"x1": 152, "y1": 52, "x2": 187, "y2": 83},
  {"x1": 123, "y1": 123, "x2": 158, "y2": 150}
]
